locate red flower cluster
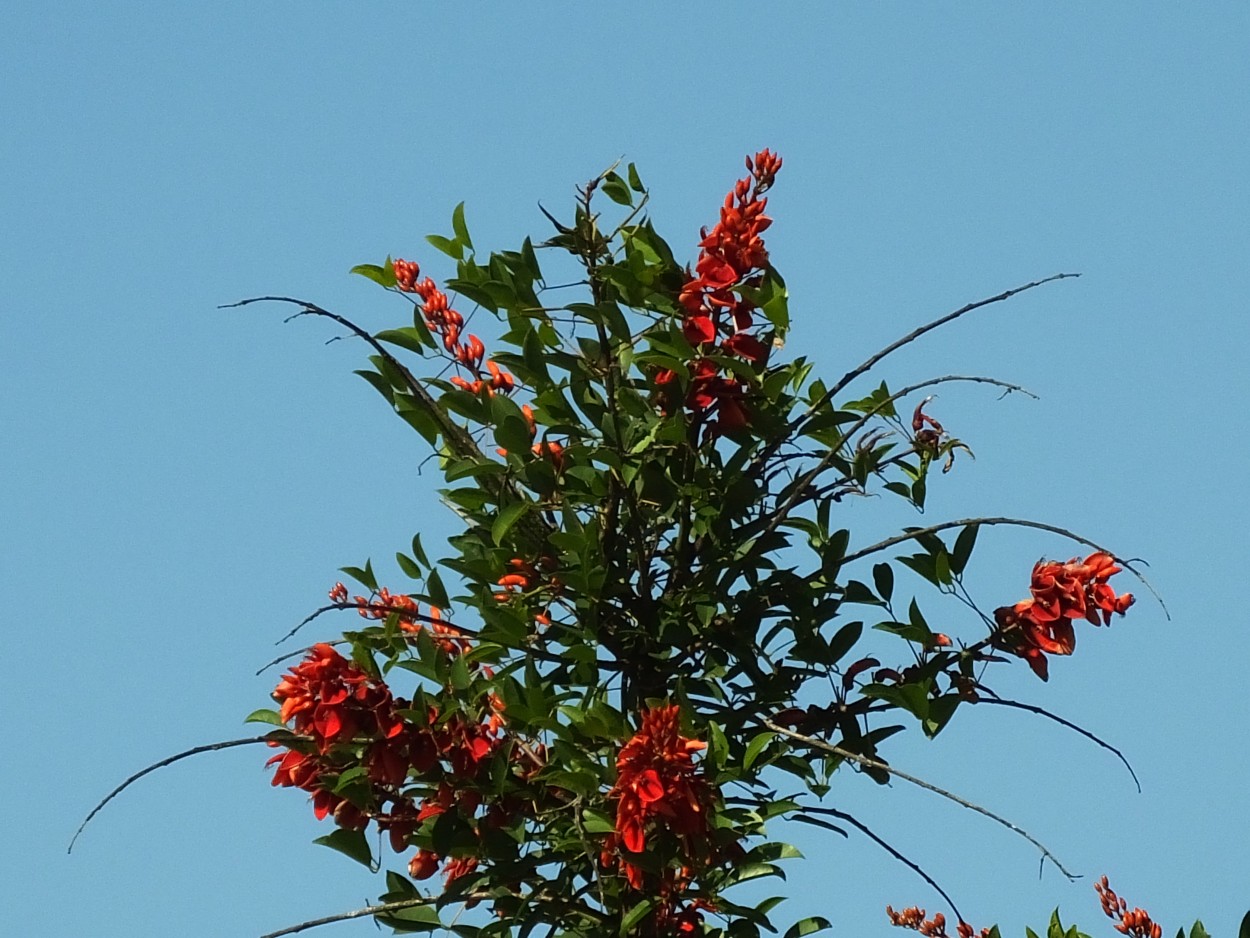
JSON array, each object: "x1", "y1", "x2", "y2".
[
  {"x1": 658, "y1": 150, "x2": 782, "y2": 436},
  {"x1": 267, "y1": 610, "x2": 536, "y2": 887},
  {"x1": 993, "y1": 552, "x2": 1135, "y2": 680},
  {"x1": 392, "y1": 257, "x2": 515, "y2": 396},
  {"x1": 887, "y1": 906, "x2": 990, "y2": 938},
  {"x1": 1096, "y1": 876, "x2": 1163, "y2": 938},
  {"x1": 607, "y1": 705, "x2": 714, "y2": 890},
  {"x1": 272, "y1": 642, "x2": 403, "y2": 752}
]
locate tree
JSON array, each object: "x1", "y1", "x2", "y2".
[{"x1": 75, "y1": 151, "x2": 1243, "y2": 938}]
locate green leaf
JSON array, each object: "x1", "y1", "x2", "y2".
[
  {"x1": 425, "y1": 568, "x2": 450, "y2": 609},
  {"x1": 951, "y1": 523, "x2": 979, "y2": 575},
  {"x1": 340, "y1": 560, "x2": 378, "y2": 592},
  {"x1": 410, "y1": 533, "x2": 430, "y2": 570},
  {"x1": 581, "y1": 809, "x2": 616, "y2": 834},
  {"x1": 784, "y1": 917, "x2": 832, "y2": 938},
  {"x1": 620, "y1": 899, "x2": 656, "y2": 937},
  {"x1": 492, "y1": 502, "x2": 530, "y2": 545},
  {"x1": 244, "y1": 708, "x2": 284, "y2": 726},
  {"x1": 376, "y1": 902, "x2": 442, "y2": 932},
  {"x1": 627, "y1": 162, "x2": 645, "y2": 193},
  {"x1": 376, "y1": 327, "x2": 434, "y2": 355},
  {"x1": 1190, "y1": 923, "x2": 1210, "y2": 938},
  {"x1": 872, "y1": 563, "x2": 894, "y2": 603},
  {"x1": 396, "y1": 552, "x2": 423, "y2": 581},
  {"x1": 425, "y1": 233, "x2": 463, "y2": 260},
  {"x1": 744, "y1": 731, "x2": 775, "y2": 771},
  {"x1": 313, "y1": 828, "x2": 373, "y2": 868},
  {"x1": 1239, "y1": 911, "x2": 1250, "y2": 938},
  {"x1": 601, "y1": 172, "x2": 633, "y2": 207},
  {"x1": 350, "y1": 262, "x2": 397, "y2": 288},
  {"x1": 451, "y1": 202, "x2": 473, "y2": 251}
]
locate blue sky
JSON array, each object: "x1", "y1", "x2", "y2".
[{"x1": 3, "y1": 3, "x2": 1248, "y2": 936}]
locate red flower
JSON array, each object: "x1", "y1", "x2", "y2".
[
  {"x1": 669, "y1": 150, "x2": 782, "y2": 435},
  {"x1": 993, "y1": 552, "x2": 1135, "y2": 679},
  {"x1": 610, "y1": 705, "x2": 713, "y2": 884}
]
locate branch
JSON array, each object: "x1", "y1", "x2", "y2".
[
  {"x1": 728, "y1": 376, "x2": 1034, "y2": 575},
  {"x1": 221, "y1": 296, "x2": 485, "y2": 462},
  {"x1": 975, "y1": 692, "x2": 1141, "y2": 793},
  {"x1": 799, "y1": 273, "x2": 1078, "y2": 429},
  {"x1": 277, "y1": 602, "x2": 481, "y2": 645},
  {"x1": 763, "y1": 719, "x2": 1079, "y2": 879},
  {"x1": 258, "y1": 897, "x2": 436, "y2": 938},
  {"x1": 801, "y1": 804, "x2": 965, "y2": 925},
  {"x1": 68, "y1": 736, "x2": 273, "y2": 853},
  {"x1": 836, "y1": 516, "x2": 1168, "y2": 617},
  {"x1": 221, "y1": 296, "x2": 552, "y2": 550}
]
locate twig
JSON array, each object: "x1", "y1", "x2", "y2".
[
  {"x1": 836, "y1": 516, "x2": 1167, "y2": 617},
  {"x1": 277, "y1": 602, "x2": 480, "y2": 645},
  {"x1": 68, "y1": 736, "x2": 273, "y2": 853},
  {"x1": 801, "y1": 805, "x2": 964, "y2": 925},
  {"x1": 763, "y1": 719, "x2": 1079, "y2": 880},
  {"x1": 258, "y1": 897, "x2": 435, "y2": 938},
  {"x1": 975, "y1": 692, "x2": 1141, "y2": 793},
  {"x1": 799, "y1": 273, "x2": 1079, "y2": 429},
  {"x1": 730, "y1": 376, "x2": 1033, "y2": 569}
]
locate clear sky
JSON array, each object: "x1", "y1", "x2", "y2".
[{"x1": 3, "y1": 3, "x2": 1248, "y2": 936}]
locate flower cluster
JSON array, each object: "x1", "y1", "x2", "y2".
[
  {"x1": 607, "y1": 705, "x2": 716, "y2": 890},
  {"x1": 887, "y1": 906, "x2": 990, "y2": 938},
  {"x1": 267, "y1": 600, "x2": 537, "y2": 888},
  {"x1": 657, "y1": 149, "x2": 782, "y2": 435},
  {"x1": 992, "y1": 552, "x2": 1135, "y2": 680},
  {"x1": 393, "y1": 256, "x2": 515, "y2": 396},
  {"x1": 1096, "y1": 876, "x2": 1163, "y2": 938}
]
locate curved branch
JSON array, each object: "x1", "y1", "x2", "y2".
[
  {"x1": 800, "y1": 273, "x2": 1078, "y2": 428},
  {"x1": 975, "y1": 692, "x2": 1141, "y2": 793},
  {"x1": 800, "y1": 804, "x2": 964, "y2": 925},
  {"x1": 258, "y1": 897, "x2": 435, "y2": 938},
  {"x1": 221, "y1": 296, "x2": 485, "y2": 462},
  {"x1": 838, "y1": 517, "x2": 1167, "y2": 617},
  {"x1": 763, "y1": 719, "x2": 1080, "y2": 880},
  {"x1": 68, "y1": 736, "x2": 273, "y2": 853},
  {"x1": 221, "y1": 296, "x2": 552, "y2": 550}
]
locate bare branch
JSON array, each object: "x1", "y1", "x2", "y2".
[
  {"x1": 836, "y1": 516, "x2": 1167, "y2": 617},
  {"x1": 69, "y1": 736, "x2": 272, "y2": 853},
  {"x1": 799, "y1": 273, "x2": 1078, "y2": 429},
  {"x1": 975, "y1": 692, "x2": 1141, "y2": 793},
  {"x1": 801, "y1": 804, "x2": 965, "y2": 925},
  {"x1": 763, "y1": 719, "x2": 1080, "y2": 880}
]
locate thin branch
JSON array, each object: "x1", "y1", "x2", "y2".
[
  {"x1": 836, "y1": 516, "x2": 1168, "y2": 617},
  {"x1": 221, "y1": 296, "x2": 551, "y2": 550},
  {"x1": 975, "y1": 692, "x2": 1141, "y2": 793},
  {"x1": 800, "y1": 273, "x2": 1079, "y2": 429},
  {"x1": 277, "y1": 602, "x2": 480, "y2": 645},
  {"x1": 730, "y1": 376, "x2": 1034, "y2": 570},
  {"x1": 258, "y1": 897, "x2": 435, "y2": 938},
  {"x1": 763, "y1": 719, "x2": 1079, "y2": 880},
  {"x1": 68, "y1": 736, "x2": 272, "y2": 853},
  {"x1": 802, "y1": 804, "x2": 964, "y2": 925}
]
